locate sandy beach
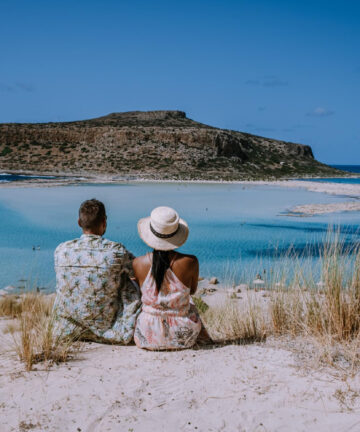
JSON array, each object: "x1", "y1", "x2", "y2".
[
  {"x1": 1, "y1": 317, "x2": 360, "y2": 432},
  {"x1": 1, "y1": 284, "x2": 360, "y2": 432}
]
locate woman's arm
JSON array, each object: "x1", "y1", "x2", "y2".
[
  {"x1": 132, "y1": 258, "x2": 140, "y2": 286},
  {"x1": 132, "y1": 255, "x2": 151, "y2": 288},
  {"x1": 190, "y1": 256, "x2": 199, "y2": 295}
]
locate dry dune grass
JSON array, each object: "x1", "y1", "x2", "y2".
[
  {"x1": 1, "y1": 233, "x2": 360, "y2": 371},
  {"x1": 268, "y1": 239, "x2": 360, "y2": 370},
  {"x1": 200, "y1": 234, "x2": 360, "y2": 370},
  {"x1": 201, "y1": 297, "x2": 267, "y2": 344},
  {"x1": 0, "y1": 293, "x2": 53, "y2": 318},
  {"x1": 0, "y1": 293, "x2": 79, "y2": 371},
  {"x1": 0, "y1": 294, "x2": 23, "y2": 318}
]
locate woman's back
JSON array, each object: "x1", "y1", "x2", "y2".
[
  {"x1": 133, "y1": 251, "x2": 202, "y2": 350},
  {"x1": 133, "y1": 251, "x2": 198, "y2": 292}
]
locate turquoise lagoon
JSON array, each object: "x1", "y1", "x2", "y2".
[{"x1": 0, "y1": 182, "x2": 359, "y2": 291}]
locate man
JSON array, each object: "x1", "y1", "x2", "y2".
[{"x1": 52, "y1": 199, "x2": 141, "y2": 344}]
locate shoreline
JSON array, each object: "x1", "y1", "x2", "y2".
[
  {"x1": 1, "y1": 167, "x2": 360, "y2": 185},
  {"x1": 2, "y1": 172, "x2": 360, "y2": 216}
]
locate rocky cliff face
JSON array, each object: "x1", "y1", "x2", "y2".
[{"x1": 0, "y1": 110, "x2": 341, "y2": 180}]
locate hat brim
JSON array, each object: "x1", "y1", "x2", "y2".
[{"x1": 137, "y1": 217, "x2": 189, "y2": 251}]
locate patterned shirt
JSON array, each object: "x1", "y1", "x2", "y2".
[{"x1": 52, "y1": 234, "x2": 141, "y2": 344}]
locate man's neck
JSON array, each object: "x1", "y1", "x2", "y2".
[{"x1": 82, "y1": 230, "x2": 102, "y2": 236}]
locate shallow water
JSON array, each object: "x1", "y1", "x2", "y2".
[{"x1": 0, "y1": 182, "x2": 359, "y2": 291}]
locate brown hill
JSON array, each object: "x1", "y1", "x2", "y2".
[{"x1": 0, "y1": 110, "x2": 342, "y2": 180}]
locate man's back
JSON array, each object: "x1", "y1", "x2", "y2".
[{"x1": 53, "y1": 233, "x2": 140, "y2": 342}]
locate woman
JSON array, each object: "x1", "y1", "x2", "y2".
[{"x1": 133, "y1": 206, "x2": 207, "y2": 350}]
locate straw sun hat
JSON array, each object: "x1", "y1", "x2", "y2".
[{"x1": 137, "y1": 206, "x2": 189, "y2": 251}]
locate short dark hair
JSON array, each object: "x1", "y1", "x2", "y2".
[{"x1": 79, "y1": 199, "x2": 106, "y2": 230}]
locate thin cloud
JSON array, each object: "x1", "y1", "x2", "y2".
[
  {"x1": 0, "y1": 82, "x2": 35, "y2": 93},
  {"x1": 245, "y1": 76, "x2": 288, "y2": 87},
  {"x1": 0, "y1": 83, "x2": 15, "y2": 92},
  {"x1": 263, "y1": 78, "x2": 288, "y2": 87},
  {"x1": 292, "y1": 123, "x2": 314, "y2": 129},
  {"x1": 254, "y1": 127, "x2": 277, "y2": 132},
  {"x1": 306, "y1": 107, "x2": 335, "y2": 117},
  {"x1": 15, "y1": 82, "x2": 35, "y2": 92},
  {"x1": 258, "y1": 106, "x2": 266, "y2": 111},
  {"x1": 244, "y1": 123, "x2": 277, "y2": 132}
]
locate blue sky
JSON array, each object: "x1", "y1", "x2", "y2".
[{"x1": 0, "y1": 0, "x2": 359, "y2": 164}]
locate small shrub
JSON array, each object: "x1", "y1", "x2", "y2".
[
  {"x1": 0, "y1": 146, "x2": 12, "y2": 156},
  {"x1": 192, "y1": 296, "x2": 209, "y2": 313}
]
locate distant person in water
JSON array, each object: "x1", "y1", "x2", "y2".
[
  {"x1": 52, "y1": 199, "x2": 141, "y2": 343},
  {"x1": 133, "y1": 206, "x2": 211, "y2": 350}
]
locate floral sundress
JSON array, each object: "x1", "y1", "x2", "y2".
[{"x1": 134, "y1": 256, "x2": 202, "y2": 350}]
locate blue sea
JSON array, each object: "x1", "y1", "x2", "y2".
[
  {"x1": 0, "y1": 173, "x2": 57, "y2": 183},
  {"x1": 303, "y1": 165, "x2": 360, "y2": 184},
  {"x1": 331, "y1": 165, "x2": 360, "y2": 174},
  {"x1": 0, "y1": 180, "x2": 359, "y2": 292}
]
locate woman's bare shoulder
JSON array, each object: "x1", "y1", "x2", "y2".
[
  {"x1": 133, "y1": 254, "x2": 150, "y2": 268},
  {"x1": 174, "y1": 252, "x2": 198, "y2": 264}
]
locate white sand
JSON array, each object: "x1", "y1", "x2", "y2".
[
  {"x1": 267, "y1": 180, "x2": 360, "y2": 197},
  {"x1": 258, "y1": 180, "x2": 360, "y2": 216},
  {"x1": 277, "y1": 181, "x2": 360, "y2": 216},
  {"x1": 290, "y1": 201, "x2": 360, "y2": 216},
  {"x1": 1, "y1": 318, "x2": 359, "y2": 432}
]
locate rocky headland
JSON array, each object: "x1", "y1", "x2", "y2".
[{"x1": 0, "y1": 110, "x2": 344, "y2": 180}]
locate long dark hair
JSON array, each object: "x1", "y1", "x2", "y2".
[{"x1": 152, "y1": 249, "x2": 171, "y2": 293}]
